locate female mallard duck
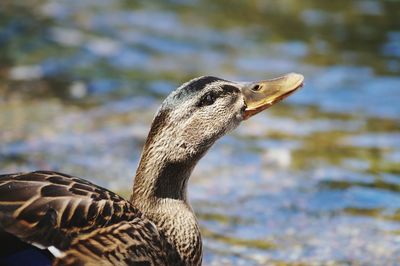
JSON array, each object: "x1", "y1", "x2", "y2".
[{"x1": 0, "y1": 73, "x2": 303, "y2": 266}]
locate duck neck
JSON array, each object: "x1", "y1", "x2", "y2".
[
  {"x1": 130, "y1": 137, "x2": 204, "y2": 265},
  {"x1": 131, "y1": 145, "x2": 201, "y2": 202}
]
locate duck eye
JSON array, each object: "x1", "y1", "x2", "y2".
[{"x1": 199, "y1": 92, "x2": 217, "y2": 107}]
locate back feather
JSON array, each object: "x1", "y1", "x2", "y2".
[{"x1": 0, "y1": 171, "x2": 141, "y2": 250}]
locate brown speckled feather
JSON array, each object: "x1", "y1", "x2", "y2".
[
  {"x1": 54, "y1": 219, "x2": 168, "y2": 266},
  {"x1": 0, "y1": 171, "x2": 151, "y2": 249}
]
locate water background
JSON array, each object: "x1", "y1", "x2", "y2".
[{"x1": 1, "y1": 1, "x2": 400, "y2": 265}]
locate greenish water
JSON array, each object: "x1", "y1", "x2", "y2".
[{"x1": 1, "y1": 0, "x2": 400, "y2": 265}]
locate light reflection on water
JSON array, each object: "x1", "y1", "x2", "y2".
[{"x1": 0, "y1": 0, "x2": 400, "y2": 265}]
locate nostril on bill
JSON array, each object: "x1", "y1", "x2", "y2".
[{"x1": 251, "y1": 84, "x2": 261, "y2": 92}]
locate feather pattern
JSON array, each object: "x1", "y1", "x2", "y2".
[
  {"x1": 53, "y1": 219, "x2": 169, "y2": 266},
  {"x1": 0, "y1": 171, "x2": 139, "y2": 250}
]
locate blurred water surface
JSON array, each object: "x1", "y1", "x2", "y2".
[{"x1": 1, "y1": 0, "x2": 400, "y2": 265}]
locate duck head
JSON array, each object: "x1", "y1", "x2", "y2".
[
  {"x1": 133, "y1": 73, "x2": 304, "y2": 202},
  {"x1": 151, "y1": 73, "x2": 303, "y2": 160}
]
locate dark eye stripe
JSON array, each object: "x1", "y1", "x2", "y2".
[
  {"x1": 198, "y1": 91, "x2": 218, "y2": 107},
  {"x1": 221, "y1": 85, "x2": 240, "y2": 94},
  {"x1": 197, "y1": 84, "x2": 240, "y2": 107}
]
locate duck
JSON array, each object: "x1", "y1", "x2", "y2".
[{"x1": 0, "y1": 73, "x2": 304, "y2": 266}]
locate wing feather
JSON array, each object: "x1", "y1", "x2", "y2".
[
  {"x1": 0, "y1": 171, "x2": 140, "y2": 250},
  {"x1": 53, "y1": 219, "x2": 168, "y2": 266}
]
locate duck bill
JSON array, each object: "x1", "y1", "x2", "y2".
[{"x1": 241, "y1": 73, "x2": 304, "y2": 120}]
